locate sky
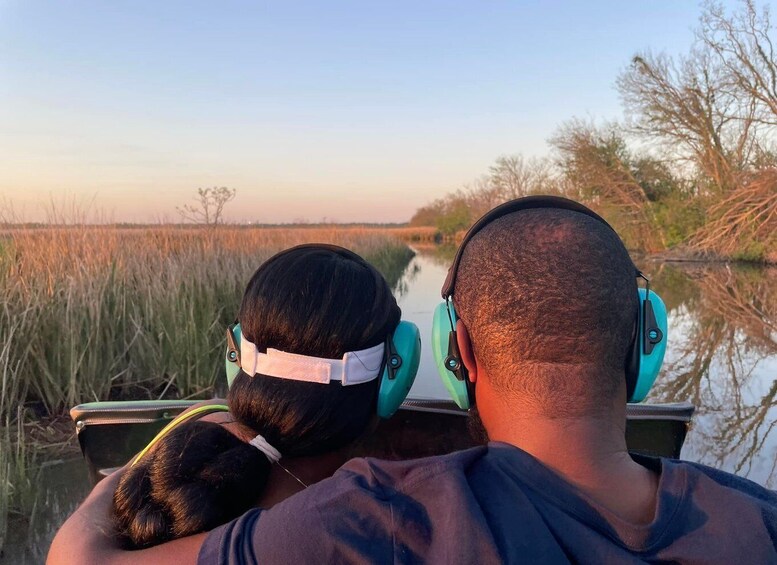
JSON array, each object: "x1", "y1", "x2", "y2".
[{"x1": 0, "y1": 1, "x2": 738, "y2": 223}]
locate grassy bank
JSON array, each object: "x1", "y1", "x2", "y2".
[
  {"x1": 0, "y1": 227, "x2": 414, "y2": 539},
  {"x1": 0, "y1": 226, "x2": 413, "y2": 420}
]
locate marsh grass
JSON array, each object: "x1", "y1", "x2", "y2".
[
  {"x1": 0, "y1": 415, "x2": 39, "y2": 554},
  {"x1": 0, "y1": 226, "x2": 412, "y2": 416},
  {"x1": 0, "y1": 429, "x2": 8, "y2": 553},
  {"x1": 0, "y1": 226, "x2": 414, "y2": 542}
]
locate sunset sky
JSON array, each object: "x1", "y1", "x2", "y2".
[{"x1": 0, "y1": 1, "x2": 733, "y2": 223}]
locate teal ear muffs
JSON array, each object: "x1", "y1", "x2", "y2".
[
  {"x1": 379, "y1": 321, "x2": 422, "y2": 417},
  {"x1": 431, "y1": 301, "x2": 474, "y2": 409},
  {"x1": 225, "y1": 320, "x2": 421, "y2": 419},
  {"x1": 225, "y1": 323, "x2": 243, "y2": 388},
  {"x1": 430, "y1": 195, "x2": 668, "y2": 410},
  {"x1": 627, "y1": 283, "x2": 668, "y2": 402}
]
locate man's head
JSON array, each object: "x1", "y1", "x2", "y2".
[{"x1": 454, "y1": 207, "x2": 638, "y2": 419}]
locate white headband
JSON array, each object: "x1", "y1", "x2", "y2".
[{"x1": 239, "y1": 338, "x2": 385, "y2": 386}]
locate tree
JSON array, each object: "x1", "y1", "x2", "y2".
[
  {"x1": 617, "y1": 50, "x2": 753, "y2": 195},
  {"x1": 409, "y1": 200, "x2": 446, "y2": 227},
  {"x1": 488, "y1": 155, "x2": 554, "y2": 200},
  {"x1": 616, "y1": 1, "x2": 776, "y2": 258},
  {"x1": 177, "y1": 187, "x2": 236, "y2": 226},
  {"x1": 435, "y1": 198, "x2": 472, "y2": 236},
  {"x1": 617, "y1": 0, "x2": 777, "y2": 195},
  {"x1": 550, "y1": 120, "x2": 667, "y2": 251},
  {"x1": 700, "y1": 0, "x2": 777, "y2": 126}
]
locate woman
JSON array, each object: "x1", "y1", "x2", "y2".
[{"x1": 112, "y1": 243, "x2": 415, "y2": 548}]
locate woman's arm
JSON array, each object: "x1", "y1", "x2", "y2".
[{"x1": 48, "y1": 469, "x2": 206, "y2": 565}]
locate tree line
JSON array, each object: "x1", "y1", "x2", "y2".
[{"x1": 410, "y1": 1, "x2": 777, "y2": 263}]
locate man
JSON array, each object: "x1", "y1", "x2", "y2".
[{"x1": 50, "y1": 201, "x2": 777, "y2": 564}]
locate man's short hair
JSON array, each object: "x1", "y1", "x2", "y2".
[{"x1": 455, "y1": 207, "x2": 638, "y2": 417}]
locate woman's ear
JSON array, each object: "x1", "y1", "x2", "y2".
[{"x1": 456, "y1": 320, "x2": 478, "y2": 384}]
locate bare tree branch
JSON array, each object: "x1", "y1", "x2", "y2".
[{"x1": 176, "y1": 187, "x2": 237, "y2": 226}]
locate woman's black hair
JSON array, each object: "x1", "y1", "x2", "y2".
[{"x1": 113, "y1": 244, "x2": 400, "y2": 548}]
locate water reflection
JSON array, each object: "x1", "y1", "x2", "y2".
[
  {"x1": 392, "y1": 261, "x2": 421, "y2": 298},
  {"x1": 646, "y1": 262, "x2": 777, "y2": 485},
  {"x1": 412, "y1": 244, "x2": 458, "y2": 269},
  {"x1": 370, "y1": 246, "x2": 417, "y2": 298}
]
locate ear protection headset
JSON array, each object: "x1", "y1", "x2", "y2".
[
  {"x1": 431, "y1": 196, "x2": 667, "y2": 409},
  {"x1": 225, "y1": 244, "x2": 421, "y2": 419}
]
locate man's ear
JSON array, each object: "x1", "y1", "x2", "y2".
[{"x1": 456, "y1": 320, "x2": 478, "y2": 384}]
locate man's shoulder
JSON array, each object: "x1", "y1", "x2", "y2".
[
  {"x1": 667, "y1": 458, "x2": 777, "y2": 505},
  {"x1": 666, "y1": 459, "x2": 777, "y2": 494},
  {"x1": 333, "y1": 445, "x2": 491, "y2": 497}
]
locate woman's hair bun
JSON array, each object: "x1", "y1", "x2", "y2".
[{"x1": 113, "y1": 421, "x2": 269, "y2": 548}]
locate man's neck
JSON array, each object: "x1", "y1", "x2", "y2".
[{"x1": 487, "y1": 411, "x2": 659, "y2": 525}]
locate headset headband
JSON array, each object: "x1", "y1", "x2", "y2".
[
  {"x1": 239, "y1": 335, "x2": 385, "y2": 386},
  {"x1": 440, "y1": 195, "x2": 620, "y2": 298}
]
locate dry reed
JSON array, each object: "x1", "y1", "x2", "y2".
[{"x1": 0, "y1": 226, "x2": 413, "y2": 419}]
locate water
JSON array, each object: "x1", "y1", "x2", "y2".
[
  {"x1": 1, "y1": 458, "x2": 90, "y2": 564},
  {"x1": 645, "y1": 261, "x2": 777, "y2": 484},
  {"x1": 395, "y1": 250, "x2": 451, "y2": 400},
  {"x1": 5, "y1": 246, "x2": 776, "y2": 562}
]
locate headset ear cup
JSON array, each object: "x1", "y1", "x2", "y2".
[
  {"x1": 376, "y1": 321, "x2": 421, "y2": 419},
  {"x1": 225, "y1": 324, "x2": 242, "y2": 388},
  {"x1": 431, "y1": 302, "x2": 472, "y2": 409},
  {"x1": 628, "y1": 289, "x2": 668, "y2": 402}
]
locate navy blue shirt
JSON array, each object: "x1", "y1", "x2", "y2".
[{"x1": 199, "y1": 443, "x2": 777, "y2": 564}]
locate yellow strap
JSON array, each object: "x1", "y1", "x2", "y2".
[{"x1": 131, "y1": 404, "x2": 230, "y2": 467}]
